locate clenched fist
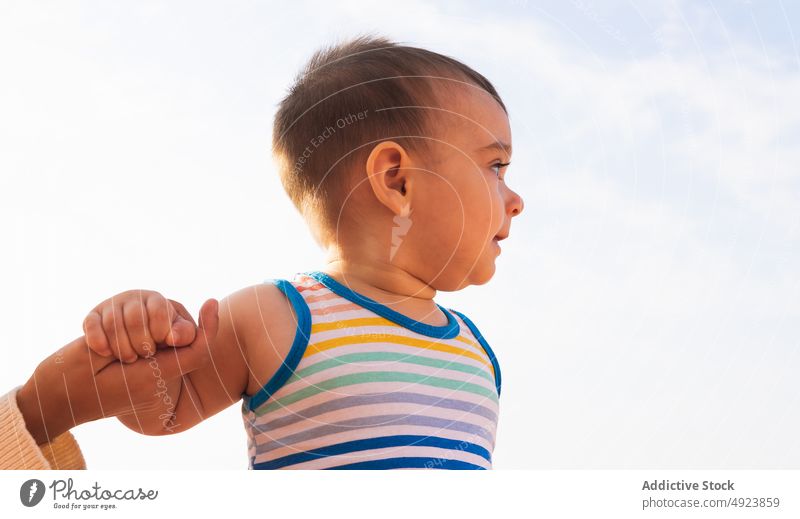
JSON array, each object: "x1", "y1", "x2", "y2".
[{"x1": 83, "y1": 290, "x2": 198, "y2": 362}]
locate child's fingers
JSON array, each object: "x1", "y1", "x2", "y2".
[
  {"x1": 195, "y1": 298, "x2": 219, "y2": 348},
  {"x1": 179, "y1": 298, "x2": 218, "y2": 372},
  {"x1": 83, "y1": 310, "x2": 112, "y2": 357},
  {"x1": 123, "y1": 297, "x2": 156, "y2": 358},
  {"x1": 144, "y1": 294, "x2": 192, "y2": 347},
  {"x1": 102, "y1": 301, "x2": 137, "y2": 363},
  {"x1": 166, "y1": 299, "x2": 197, "y2": 347},
  {"x1": 144, "y1": 294, "x2": 175, "y2": 345},
  {"x1": 151, "y1": 299, "x2": 218, "y2": 380},
  {"x1": 186, "y1": 298, "x2": 219, "y2": 354}
]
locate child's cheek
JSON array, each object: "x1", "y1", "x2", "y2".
[
  {"x1": 469, "y1": 180, "x2": 502, "y2": 234},
  {"x1": 491, "y1": 181, "x2": 506, "y2": 225}
]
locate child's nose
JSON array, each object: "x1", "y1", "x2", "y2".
[{"x1": 508, "y1": 188, "x2": 524, "y2": 216}]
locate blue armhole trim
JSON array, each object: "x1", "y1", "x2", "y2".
[
  {"x1": 245, "y1": 278, "x2": 312, "y2": 412},
  {"x1": 451, "y1": 309, "x2": 502, "y2": 398}
]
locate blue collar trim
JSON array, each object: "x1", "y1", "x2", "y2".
[{"x1": 303, "y1": 271, "x2": 460, "y2": 340}]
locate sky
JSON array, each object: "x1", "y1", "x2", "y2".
[{"x1": 0, "y1": 0, "x2": 798, "y2": 469}]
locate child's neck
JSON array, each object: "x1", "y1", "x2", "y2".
[{"x1": 321, "y1": 257, "x2": 450, "y2": 327}]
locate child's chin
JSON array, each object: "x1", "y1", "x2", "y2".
[{"x1": 470, "y1": 262, "x2": 497, "y2": 286}]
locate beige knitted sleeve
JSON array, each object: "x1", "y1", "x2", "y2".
[{"x1": 0, "y1": 387, "x2": 86, "y2": 470}]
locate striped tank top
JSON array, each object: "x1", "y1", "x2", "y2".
[{"x1": 240, "y1": 270, "x2": 502, "y2": 470}]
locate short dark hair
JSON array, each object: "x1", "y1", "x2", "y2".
[{"x1": 272, "y1": 35, "x2": 506, "y2": 240}]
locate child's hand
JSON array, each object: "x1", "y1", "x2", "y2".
[
  {"x1": 82, "y1": 290, "x2": 198, "y2": 363},
  {"x1": 17, "y1": 298, "x2": 219, "y2": 444}
]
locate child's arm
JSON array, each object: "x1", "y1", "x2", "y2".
[
  {"x1": 83, "y1": 285, "x2": 295, "y2": 435},
  {"x1": 171, "y1": 283, "x2": 300, "y2": 432}
]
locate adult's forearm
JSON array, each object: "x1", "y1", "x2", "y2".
[
  {"x1": 17, "y1": 336, "x2": 87, "y2": 445},
  {"x1": 16, "y1": 378, "x2": 62, "y2": 445}
]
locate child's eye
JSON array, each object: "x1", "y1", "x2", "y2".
[{"x1": 490, "y1": 162, "x2": 511, "y2": 179}]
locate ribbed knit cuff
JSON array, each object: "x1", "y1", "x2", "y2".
[{"x1": 0, "y1": 386, "x2": 86, "y2": 470}]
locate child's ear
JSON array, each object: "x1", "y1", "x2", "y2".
[{"x1": 365, "y1": 140, "x2": 411, "y2": 216}]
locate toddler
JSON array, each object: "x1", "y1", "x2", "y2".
[{"x1": 82, "y1": 35, "x2": 524, "y2": 469}]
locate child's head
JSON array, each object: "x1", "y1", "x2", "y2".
[{"x1": 272, "y1": 35, "x2": 524, "y2": 291}]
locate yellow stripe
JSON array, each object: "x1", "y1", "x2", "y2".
[
  {"x1": 304, "y1": 333, "x2": 495, "y2": 374},
  {"x1": 454, "y1": 334, "x2": 484, "y2": 353},
  {"x1": 311, "y1": 317, "x2": 394, "y2": 333},
  {"x1": 312, "y1": 317, "x2": 488, "y2": 357}
]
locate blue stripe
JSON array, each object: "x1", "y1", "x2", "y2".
[
  {"x1": 451, "y1": 310, "x2": 501, "y2": 397},
  {"x1": 245, "y1": 279, "x2": 312, "y2": 411},
  {"x1": 257, "y1": 392, "x2": 499, "y2": 431},
  {"x1": 304, "y1": 270, "x2": 460, "y2": 340},
  {"x1": 255, "y1": 414, "x2": 495, "y2": 455},
  {"x1": 252, "y1": 435, "x2": 491, "y2": 469},
  {"x1": 326, "y1": 457, "x2": 487, "y2": 470}
]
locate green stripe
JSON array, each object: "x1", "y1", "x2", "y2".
[
  {"x1": 286, "y1": 352, "x2": 494, "y2": 384},
  {"x1": 254, "y1": 371, "x2": 498, "y2": 416}
]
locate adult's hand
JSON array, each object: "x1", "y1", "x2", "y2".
[{"x1": 16, "y1": 298, "x2": 219, "y2": 445}]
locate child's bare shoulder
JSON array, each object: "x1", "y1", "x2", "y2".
[{"x1": 226, "y1": 281, "x2": 300, "y2": 398}]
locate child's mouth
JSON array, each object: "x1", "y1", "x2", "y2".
[{"x1": 493, "y1": 231, "x2": 509, "y2": 253}]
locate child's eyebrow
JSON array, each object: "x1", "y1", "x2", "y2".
[{"x1": 476, "y1": 140, "x2": 513, "y2": 157}]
